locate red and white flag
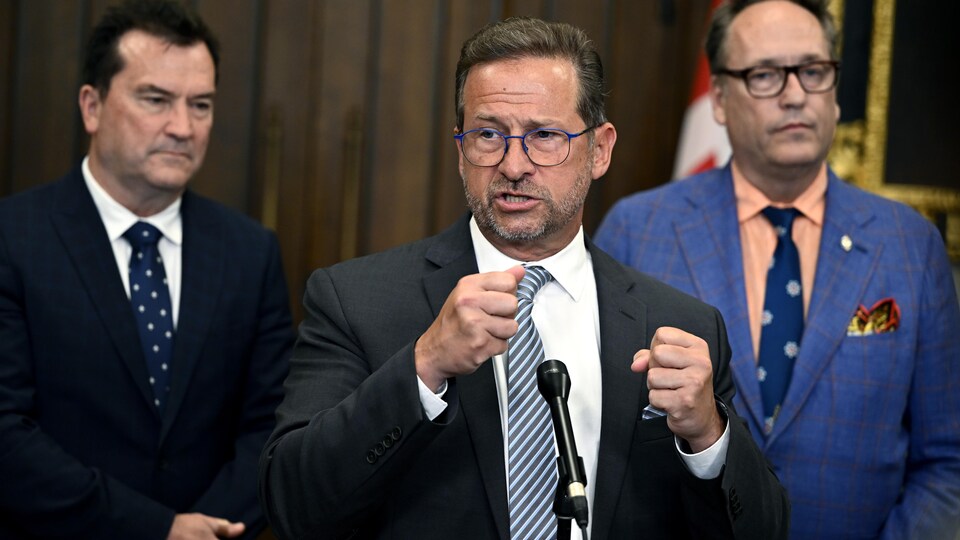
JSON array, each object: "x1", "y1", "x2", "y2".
[{"x1": 672, "y1": 0, "x2": 730, "y2": 179}]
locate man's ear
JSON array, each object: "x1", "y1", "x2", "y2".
[
  {"x1": 590, "y1": 122, "x2": 617, "y2": 180},
  {"x1": 454, "y1": 126, "x2": 466, "y2": 179},
  {"x1": 709, "y1": 75, "x2": 727, "y2": 126},
  {"x1": 79, "y1": 85, "x2": 103, "y2": 135}
]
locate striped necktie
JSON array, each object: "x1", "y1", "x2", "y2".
[{"x1": 507, "y1": 265, "x2": 557, "y2": 539}]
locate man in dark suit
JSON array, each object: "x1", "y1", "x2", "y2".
[
  {"x1": 260, "y1": 16, "x2": 787, "y2": 539},
  {"x1": 0, "y1": 1, "x2": 294, "y2": 538},
  {"x1": 595, "y1": 1, "x2": 960, "y2": 538}
]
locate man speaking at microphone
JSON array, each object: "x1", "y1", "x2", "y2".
[{"x1": 260, "y1": 16, "x2": 788, "y2": 540}]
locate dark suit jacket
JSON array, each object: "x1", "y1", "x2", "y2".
[
  {"x1": 595, "y1": 165, "x2": 960, "y2": 539},
  {"x1": 0, "y1": 168, "x2": 295, "y2": 539},
  {"x1": 260, "y1": 214, "x2": 788, "y2": 539}
]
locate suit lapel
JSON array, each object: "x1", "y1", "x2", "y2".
[
  {"x1": 50, "y1": 171, "x2": 159, "y2": 415},
  {"x1": 160, "y1": 193, "x2": 225, "y2": 440},
  {"x1": 767, "y1": 174, "x2": 880, "y2": 444},
  {"x1": 589, "y1": 246, "x2": 648, "y2": 540},
  {"x1": 673, "y1": 169, "x2": 764, "y2": 432},
  {"x1": 422, "y1": 216, "x2": 510, "y2": 538}
]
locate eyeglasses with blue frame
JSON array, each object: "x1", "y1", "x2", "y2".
[{"x1": 454, "y1": 126, "x2": 596, "y2": 167}]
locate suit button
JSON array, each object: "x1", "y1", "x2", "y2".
[
  {"x1": 365, "y1": 450, "x2": 377, "y2": 464},
  {"x1": 729, "y1": 488, "x2": 742, "y2": 518},
  {"x1": 382, "y1": 436, "x2": 394, "y2": 448},
  {"x1": 391, "y1": 426, "x2": 402, "y2": 441},
  {"x1": 374, "y1": 442, "x2": 386, "y2": 456}
]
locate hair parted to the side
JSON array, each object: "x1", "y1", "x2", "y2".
[
  {"x1": 454, "y1": 16, "x2": 607, "y2": 131},
  {"x1": 83, "y1": 0, "x2": 220, "y2": 96},
  {"x1": 705, "y1": 0, "x2": 838, "y2": 73}
]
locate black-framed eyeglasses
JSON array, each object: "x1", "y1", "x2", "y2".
[
  {"x1": 716, "y1": 60, "x2": 841, "y2": 98},
  {"x1": 454, "y1": 126, "x2": 596, "y2": 167}
]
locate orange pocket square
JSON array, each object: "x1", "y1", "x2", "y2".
[{"x1": 847, "y1": 297, "x2": 900, "y2": 336}]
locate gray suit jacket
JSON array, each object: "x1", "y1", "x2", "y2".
[{"x1": 260, "y1": 214, "x2": 788, "y2": 539}]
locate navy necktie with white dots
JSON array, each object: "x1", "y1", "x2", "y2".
[
  {"x1": 123, "y1": 222, "x2": 174, "y2": 413},
  {"x1": 757, "y1": 207, "x2": 803, "y2": 435}
]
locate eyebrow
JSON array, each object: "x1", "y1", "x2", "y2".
[
  {"x1": 472, "y1": 114, "x2": 558, "y2": 132},
  {"x1": 135, "y1": 84, "x2": 216, "y2": 100},
  {"x1": 751, "y1": 53, "x2": 829, "y2": 67}
]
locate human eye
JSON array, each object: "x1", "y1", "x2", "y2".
[
  {"x1": 526, "y1": 129, "x2": 565, "y2": 146},
  {"x1": 190, "y1": 98, "x2": 214, "y2": 116},
  {"x1": 800, "y1": 63, "x2": 827, "y2": 79},
  {"x1": 466, "y1": 129, "x2": 503, "y2": 151},
  {"x1": 141, "y1": 94, "x2": 168, "y2": 106},
  {"x1": 747, "y1": 66, "x2": 778, "y2": 83},
  {"x1": 476, "y1": 128, "x2": 501, "y2": 140}
]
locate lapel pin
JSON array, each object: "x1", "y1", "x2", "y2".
[{"x1": 841, "y1": 235, "x2": 853, "y2": 252}]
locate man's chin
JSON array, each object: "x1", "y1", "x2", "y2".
[
  {"x1": 768, "y1": 147, "x2": 824, "y2": 169},
  {"x1": 145, "y1": 171, "x2": 194, "y2": 191},
  {"x1": 489, "y1": 217, "x2": 549, "y2": 242}
]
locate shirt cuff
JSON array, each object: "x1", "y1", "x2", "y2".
[
  {"x1": 418, "y1": 376, "x2": 449, "y2": 420},
  {"x1": 676, "y1": 415, "x2": 730, "y2": 480}
]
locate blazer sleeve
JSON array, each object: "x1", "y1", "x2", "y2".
[
  {"x1": 680, "y1": 307, "x2": 791, "y2": 540},
  {"x1": 188, "y1": 232, "x2": 294, "y2": 537},
  {"x1": 0, "y1": 231, "x2": 176, "y2": 539},
  {"x1": 879, "y1": 227, "x2": 960, "y2": 539},
  {"x1": 258, "y1": 265, "x2": 450, "y2": 540}
]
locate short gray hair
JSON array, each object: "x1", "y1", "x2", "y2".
[{"x1": 455, "y1": 17, "x2": 607, "y2": 130}]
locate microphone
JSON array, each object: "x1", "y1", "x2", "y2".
[{"x1": 537, "y1": 359, "x2": 589, "y2": 537}]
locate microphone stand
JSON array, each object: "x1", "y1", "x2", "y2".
[
  {"x1": 537, "y1": 360, "x2": 590, "y2": 540},
  {"x1": 552, "y1": 454, "x2": 589, "y2": 540}
]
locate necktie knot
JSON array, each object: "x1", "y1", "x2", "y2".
[
  {"x1": 124, "y1": 222, "x2": 163, "y2": 249},
  {"x1": 761, "y1": 206, "x2": 800, "y2": 235},
  {"x1": 517, "y1": 266, "x2": 552, "y2": 304}
]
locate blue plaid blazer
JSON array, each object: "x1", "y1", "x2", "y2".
[{"x1": 595, "y1": 164, "x2": 960, "y2": 539}]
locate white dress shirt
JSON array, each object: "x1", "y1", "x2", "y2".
[
  {"x1": 81, "y1": 157, "x2": 183, "y2": 327},
  {"x1": 417, "y1": 217, "x2": 730, "y2": 539}
]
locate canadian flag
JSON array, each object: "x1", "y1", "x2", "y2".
[{"x1": 672, "y1": 0, "x2": 731, "y2": 179}]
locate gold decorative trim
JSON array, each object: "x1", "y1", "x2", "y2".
[
  {"x1": 861, "y1": 0, "x2": 894, "y2": 190},
  {"x1": 829, "y1": 0, "x2": 960, "y2": 262}
]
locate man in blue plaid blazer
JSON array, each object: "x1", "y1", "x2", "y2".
[{"x1": 595, "y1": 1, "x2": 960, "y2": 538}]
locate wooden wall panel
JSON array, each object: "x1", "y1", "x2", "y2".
[
  {"x1": 3, "y1": 0, "x2": 718, "y2": 325},
  {"x1": 363, "y1": 0, "x2": 444, "y2": 253},
  {"x1": 192, "y1": 0, "x2": 262, "y2": 213},
  {"x1": 10, "y1": 1, "x2": 86, "y2": 193},
  {"x1": 0, "y1": 2, "x2": 15, "y2": 196},
  {"x1": 430, "y1": 3, "x2": 491, "y2": 235},
  {"x1": 306, "y1": 1, "x2": 372, "y2": 270},
  {"x1": 255, "y1": 1, "x2": 321, "y2": 310}
]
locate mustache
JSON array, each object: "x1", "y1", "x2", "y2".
[{"x1": 486, "y1": 176, "x2": 545, "y2": 196}]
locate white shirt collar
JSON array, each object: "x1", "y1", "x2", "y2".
[
  {"x1": 81, "y1": 156, "x2": 183, "y2": 245},
  {"x1": 468, "y1": 216, "x2": 589, "y2": 302}
]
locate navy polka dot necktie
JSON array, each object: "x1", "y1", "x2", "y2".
[
  {"x1": 123, "y1": 222, "x2": 174, "y2": 413},
  {"x1": 757, "y1": 207, "x2": 803, "y2": 435}
]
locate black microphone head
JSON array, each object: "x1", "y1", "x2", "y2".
[{"x1": 537, "y1": 359, "x2": 570, "y2": 400}]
